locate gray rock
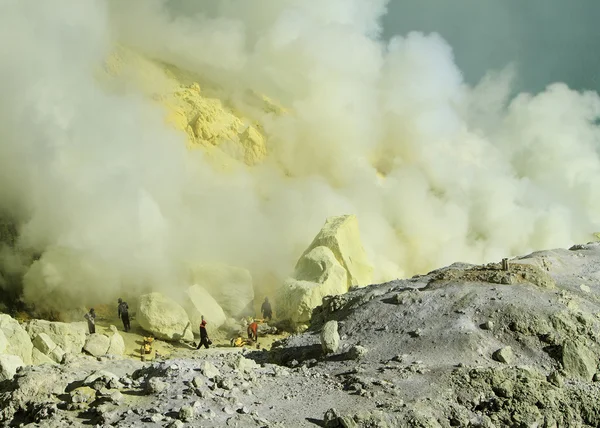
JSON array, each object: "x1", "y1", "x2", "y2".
[
  {"x1": 321, "y1": 321, "x2": 340, "y2": 354},
  {"x1": 0, "y1": 354, "x2": 24, "y2": 381},
  {"x1": 481, "y1": 321, "x2": 494, "y2": 330},
  {"x1": 109, "y1": 390, "x2": 124, "y2": 404},
  {"x1": 83, "y1": 333, "x2": 110, "y2": 357},
  {"x1": 192, "y1": 376, "x2": 204, "y2": 388},
  {"x1": 0, "y1": 314, "x2": 33, "y2": 364},
  {"x1": 168, "y1": 420, "x2": 185, "y2": 428},
  {"x1": 561, "y1": 340, "x2": 597, "y2": 380},
  {"x1": 200, "y1": 361, "x2": 220, "y2": 379},
  {"x1": 147, "y1": 377, "x2": 169, "y2": 394},
  {"x1": 547, "y1": 371, "x2": 564, "y2": 387},
  {"x1": 179, "y1": 405, "x2": 195, "y2": 421},
  {"x1": 492, "y1": 347, "x2": 514, "y2": 364},
  {"x1": 70, "y1": 386, "x2": 96, "y2": 404},
  {"x1": 348, "y1": 345, "x2": 368, "y2": 360},
  {"x1": 83, "y1": 370, "x2": 122, "y2": 390},
  {"x1": 106, "y1": 325, "x2": 125, "y2": 356}
]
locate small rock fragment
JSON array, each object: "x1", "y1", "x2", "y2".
[{"x1": 492, "y1": 346, "x2": 514, "y2": 364}]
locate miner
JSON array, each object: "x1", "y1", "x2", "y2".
[
  {"x1": 196, "y1": 315, "x2": 211, "y2": 349},
  {"x1": 247, "y1": 320, "x2": 258, "y2": 341},
  {"x1": 117, "y1": 298, "x2": 131, "y2": 332},
  {"x1": 261, "y1": 297, "x2": 273, "y2": 321},
  {"x1": 84, "y1": 308, "x2": 96, "y2": 334}
]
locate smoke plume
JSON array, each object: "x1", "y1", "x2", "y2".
[{"x1": 1, "y1": 0, "x2": 599, "y2": 312}]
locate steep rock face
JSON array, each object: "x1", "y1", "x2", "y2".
[
  {"x1": 298, "y1": 215, "x2": 373, "y2": 288},
  {"x1": 137, "y1": 292, "x2": 193, "y2": 341},
  {"x1": 185, "y1": 285, "x2": 227, "y2": 331},
  {"x1": 26, "y1": 319, "x2": 87, "y2": 354},
  {"x1": 0, "y1": 314, "x2": 33, "y2": 364},
  {"x1": 188, "y1": 264, "x2": 254, "y2": 318},
  {"x1": 276, "y1": 247, "x2": 348, "y2": 323}
]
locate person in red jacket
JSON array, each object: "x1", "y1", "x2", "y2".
[{"x1": 247, "y1": 321, "x2": 258, "y2": 341}]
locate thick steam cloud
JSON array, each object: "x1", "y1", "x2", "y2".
[{"x1": 1, "y1": 0, "x2": 600, "y2": 312}]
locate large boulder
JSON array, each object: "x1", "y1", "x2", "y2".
[
  {"x1": 185, "y1": 285, "x2": 227, "y2": 331},
  {"x1": 188, "y1": 264, "x2": 254, "y2": 317},
  {"x1": 137, "y1": 292, "x2": 193, "y2": 341},
  {"x1": 298, "y1": 215, "x2": 373, "y2": 287},
  {"x1": 0, "y1": 354, "x2": 24, "y2": 381},
  {"x1": 32, "y1": 333, "x2": 65, "y2": 363},
  {"x1": 0, "y1": 315, "x2": 33, "y2": 364},
  {"x1": 107, "y1": 325, "x2": 125, "y2": 356},
  {"x1": 25, "y1": 319, "x2": 87, "y2": 354},
  {"x1": 276, "y1": 247, "x2": 348, "y2": 323},
  {"x1": 83, "y1": 333, "x2": 111, "y2": 357},
  {"x1": 276, "y1": 279, "x2": 347, "y2": 324}
]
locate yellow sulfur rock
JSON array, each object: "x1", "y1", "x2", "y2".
[
  {"x1": 298, "y1": 215, "x2": 373, "y2": 288},
  {"x1": 276, "y1": 246, "x2": 348, "y2": 323},
  {"x1": 100, "y1": 45, "x2": 272, "y2": 167}
]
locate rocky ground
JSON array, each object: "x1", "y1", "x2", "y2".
[{"x1": 4, "y1": 243, "x2": 600, "y2": 427}]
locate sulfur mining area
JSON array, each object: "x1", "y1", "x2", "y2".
[{"x1": 5, "y1": 1, "x2": 600, "y2": 427}]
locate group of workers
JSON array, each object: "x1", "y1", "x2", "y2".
[
  {"x1": 83, "y1": 296, "x2": 274, "y2": 350},
  {"x1": 83, "y1": 297, "x2": 131, "y2": 335}
]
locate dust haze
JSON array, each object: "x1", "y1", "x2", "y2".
[{"x1": 0, "y1": 0, "x2": 599, "y2": 312}]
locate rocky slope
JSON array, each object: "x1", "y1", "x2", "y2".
[{"x1": 3, "y1": 242, "x2": 600, "y2": 427}]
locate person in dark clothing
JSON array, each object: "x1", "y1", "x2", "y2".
[
  {"x1": 197, "y1": 316, "x2": 211, "y2": 349},
  {"x1": 261, "y1": 297, "x2": 273, "y2": 321},
  {"x1": 84, "y1": 308, "x2": 96, "y2": 334},
  {"x1": 117, "y1": 298, "x2": 131, "y2": 332}
]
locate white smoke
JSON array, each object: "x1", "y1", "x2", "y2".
[{"x1": 1, "y1": 0, "x2": 599, "y2": 311}]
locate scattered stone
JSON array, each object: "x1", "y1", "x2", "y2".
[
  {"x1": 147, "y1": 377, "x2": 169, "y2": 394},
  {"x1": 492, "y1": 347, "x2": 514, "y2": 364},
  {"x1": 580, "y1": 284, "x2": 591, "y2": 293},
  {"x1": 481, "y1": 321, "x2": 494, "y2": 330},
  {"x1": 109, "y1": 390, "x2": 124, "y2": 404},
  {"x1": 348, "y1": 345, "x2": 368, "y2": 360},
  {"x1": 321, "y1": 320, "x2": 340, "y2": 354},
  {"x1": 168, "y1": 420, "x2": 185, "y2": 428},
  {"x1": 192, "y1": 376, "x2": 204, "y2": 388},
  {"x1": 179, "y1": 405, "x2": 195, "y2": 421},
  {"x1": 70, "y1": 386, "x2": 96, "y2": 404},
  {"x1": 200, "y1": 361, "x2": 220, "y2": 379},
  {"x1": 547, "y1": 371, "x2": 564, "y2": 388}
]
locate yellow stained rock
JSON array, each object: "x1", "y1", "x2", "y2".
[
  {"x1": 298, "y1": 215, "x2": 373, "y2": 288},
  {"x1": 100, "y1": 45, "x2": 272, "y2": 167}
]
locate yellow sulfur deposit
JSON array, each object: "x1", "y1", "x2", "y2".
[
  {"x1": 101, "y1": 46, "x2": 271, "y2": 167},
  {"x1": 297, "y1": 215, "x2": 373, "y2": 288}
]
